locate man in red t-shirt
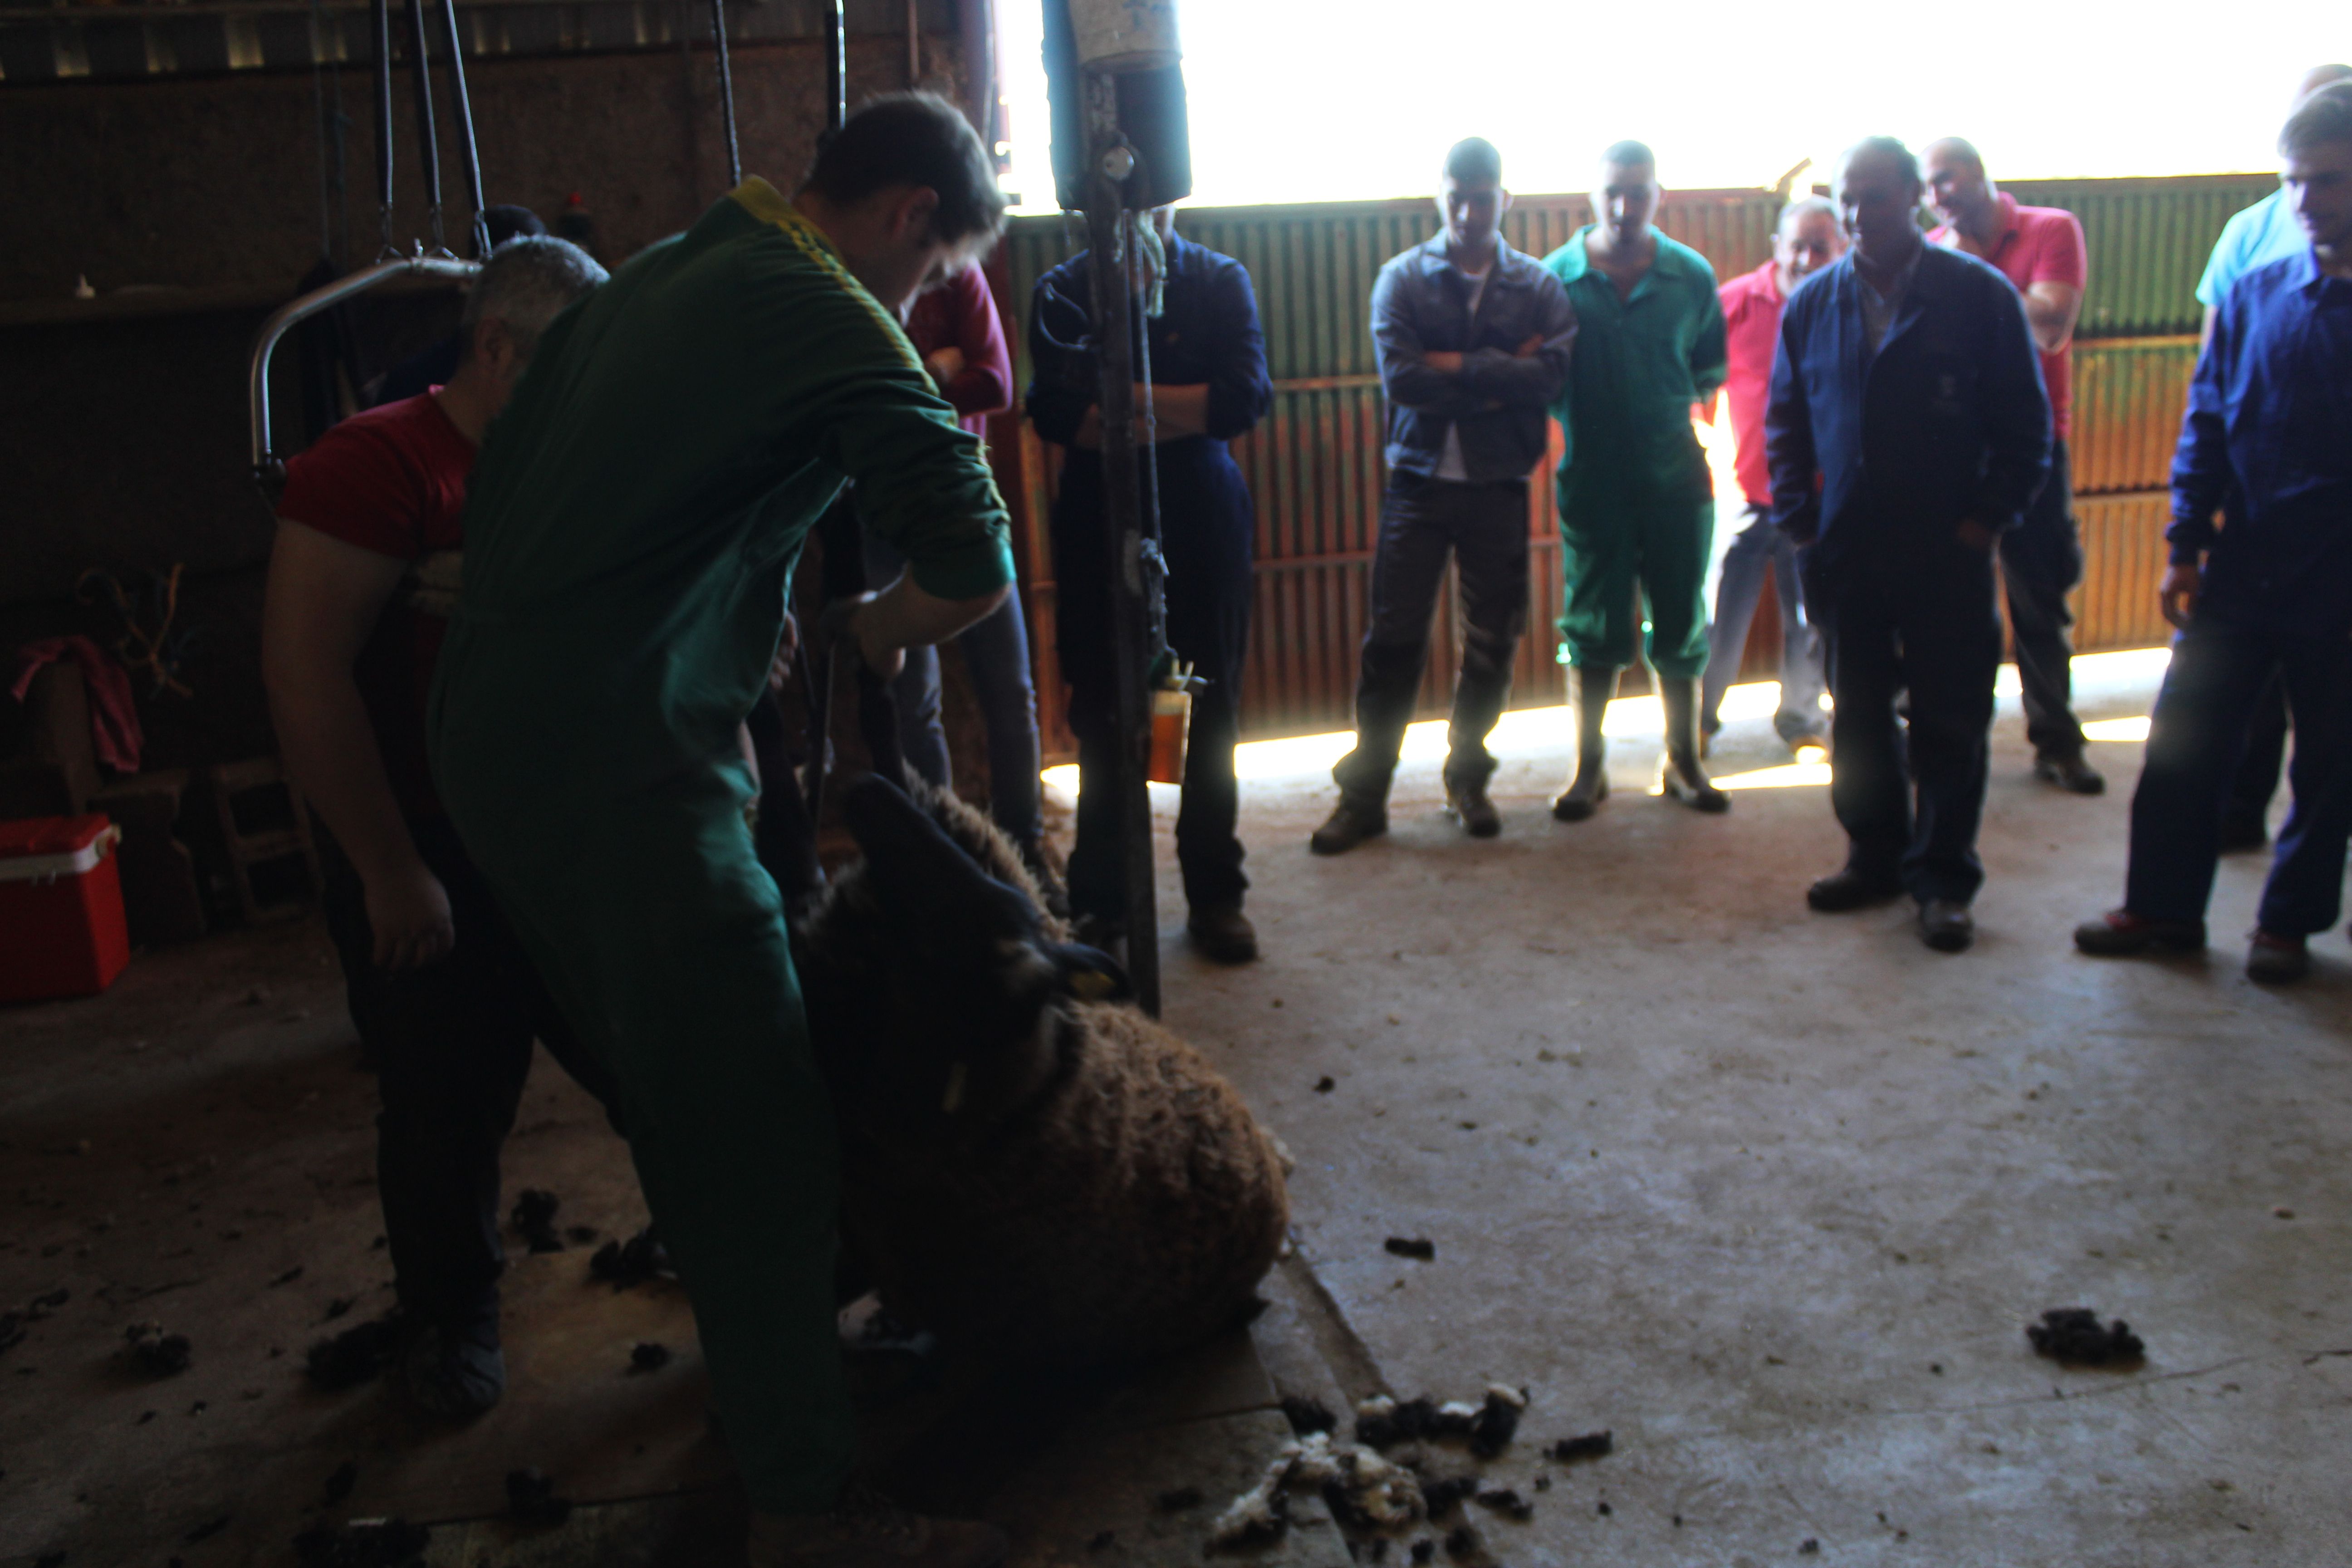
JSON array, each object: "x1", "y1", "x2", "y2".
[
  {"x1": 262, "y1": 237, "x2": 612, "y2": 1420},
  {"x1": 1926, "y1": 137, "x2": 2101, "y2": 795},
  {"x1": 1701, "y1": 196, "x2": 1844, "y2": 755}
]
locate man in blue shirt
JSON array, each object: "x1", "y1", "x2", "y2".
[
  {"x1": 1544, "y1": 142, "x2": 1731, "y2": 820},
  {"x1": 2195, "y1": 63, "x2": 2350, "y2": 853},
  {"x1": 2075, "y1": 84, "x2": 2352, "y2": 985},
  {"x1": 1313, "y1": 138, "x2": 1577, "y2": 852},
  {"x1": 1029, "y1": 209, "x2": 1273, "y2": 962},
  {"x1": 1765, "y1": 137, "x2": 2050, "y2": 953}
]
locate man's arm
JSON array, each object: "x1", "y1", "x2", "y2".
[
  {"x1": 1457, "y1": 273, "x2": 1578, "y2": 407},
  {"x1": 262, "y1": 521, "x2": 452, "y2": 969},
  {"x1": 1966, "y1": 276, "x2": 2053, "y2": 540},
  {"x1": 1025, "y1": 267, "x2": 1098, "y2": 446},
  {"x1": 1764, "y1": 307, "x2": 1820, "y2": 544},
  {"x1": 2022, "y1": 281, "x2": 2083, "y2": 357},
  {"x1": 933, "y1": 265, "x2": 1014, "y2": 419},
  {"x1": 1686, "y1": 276, "x2": 1730, "y2": 404},
  {"x1": 2164, "y1": 299, "x2": 2238, "y2": 626},
  {"x1": 1371, "y1": 264, "x2": 1481, "y2": 417}
]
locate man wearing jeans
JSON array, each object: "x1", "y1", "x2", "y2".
[
  {"x1": 1701, "y1": 196, "x2": 1842, "y2": 756},
  {"x1": 2075, "y1": 83, "x2": 2352, "y2": 985},
  {"x1": 1926, "y1": 137, "x2": 2102, "y2": 795},
  {"x1": 1314, "y1": 137, "x2": 1577, "y2": 852},
  {"x1": 1767, "y1": 137, "x2": 2050, "y2": 953}
]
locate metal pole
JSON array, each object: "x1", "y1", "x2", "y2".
[
  {"x1": 436, "y1": 0, "x2": 489, "y2": 257},
  {"x1": 371, "y1": 0, "x2": 395, "y2": 255},
  {"x1": 707, "y1": 0, "x2": 741, "y2": 189},
  {"x1": 1084, "y1": 77, "x2": 1162, "y2": 1016},
  {"x1": 402, "y1": 0, "x2": 444, "y2": 252},
  {"x1": 823, "y1": 0, "x2": 845, "y2": 130}
]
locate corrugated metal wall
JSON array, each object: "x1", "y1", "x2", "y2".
[{"x1": 997, "y1": 176, "x2": 2265, "y2": 753}]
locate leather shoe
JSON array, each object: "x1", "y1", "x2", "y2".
[
  {"x1": 1918, "y1": 898, "x2": 1975, "y2": 952},
  {"x1": 1310, "y1": 797, "x2": 1387, "y2": 855},
  {"x1": 1446, "y1": 777, "x2": 1502, "y2": 838},
  {"x1": 1187, "y1": 903, "x2": 1259, "y2": 964},
  {"x1": 2073, "y1": 908, "x2": 2206, "y2": 956},
  {"x1": 2245, "y1": 929, "x2": 2310, "y2": 985},
  {"x1": 2034, "y1": 751, "x2": 2106, "y2": 795},
  {"x1": 1806, "y1": 867, "x2": 1902, "y2": 912}
]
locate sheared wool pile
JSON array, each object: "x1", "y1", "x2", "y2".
[{"x1": 1207, "y1": 1432, "x2": 1427, "y2": 1550}]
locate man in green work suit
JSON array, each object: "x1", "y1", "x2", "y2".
[
  {"x1": 430, "y1": 95, "x2": 1016, "y2": 1568},
  {"x1": 1544, "y1": 141, "x2": 1731, "y2": 818}
]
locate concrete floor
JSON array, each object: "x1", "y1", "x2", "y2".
[{"x1": 3, "y1": 654, "x2": 2348, "y2": 1566}]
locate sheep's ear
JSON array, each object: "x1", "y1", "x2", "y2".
[
  {"x1": 842, "y1": 773, "x2": 1034, "y2": 947},
  {"x1": 1052, "y1": 943, "x2": 1131, "y2": 1002}
]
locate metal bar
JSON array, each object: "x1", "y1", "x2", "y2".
[
  {"x1": 823, "y1": 0, "x2": 844, "y2": 131},
  {"x1": 707, "y1": 0, "x2": 740, "y2": 189},
  {"x1": 371, "y1": 0, "x2": 394, "y2": 254},
  {"x1": 402, "y1": 0, "x2": 444, "y2": 251},
  {"x1": 1084, "y1": 84, "x2": 1161, "y2": 1016},
  {"x1": 436, "y1": 0, "x2": 489, "y2": 256},
  {"x1": 249, "y1": 255, "x2": 480, "y2": 493}
]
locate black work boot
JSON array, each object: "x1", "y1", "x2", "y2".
[
  {"x1": 1311, "y1": 794, "x2": 1388, "y2": 855},
  {"x1": 1551, "y1": 665, "x2": 1618, "y2": 822},
  {"x1": 1445, "y1": 773, "x2": 1502, "y2": 838},
  {"x1": 1187, "y1": 903, "x2": 1259, "y2": 964},
  {"x1": 399, "y1": 1297, "x2": 505, "y2": 1421},
  {"x1": 1656, "y1": 676, "x2": 1730, "y2": 813}
]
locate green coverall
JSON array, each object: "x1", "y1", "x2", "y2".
[
  {"x1": 1541, "y1": 227, "x2": 1728, "y2": 677},
  {"x1": 428, "y1": 180, "x2": 1013, "y2": 1514}
]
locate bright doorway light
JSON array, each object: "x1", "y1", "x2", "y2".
[{"x1": 2083, "y1": 716, "x2": 2152, "y2": 743}]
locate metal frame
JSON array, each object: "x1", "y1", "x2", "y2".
[{"x1": 247, "y1": 252, "x2": 479, "y2": 495}]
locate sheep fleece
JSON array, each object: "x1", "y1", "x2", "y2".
[{"x1": 846, "y1": 1001, "x2": 1289, "y2": 1369}]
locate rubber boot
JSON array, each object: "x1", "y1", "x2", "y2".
[
  {"x1": 1551, "y1": 666, "x2": 1618, "y2": 823},
  {"x1": 1656, "y1": 676, "x2": 1730, "y2": 813}
]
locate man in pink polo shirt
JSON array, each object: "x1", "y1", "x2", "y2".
[
  {"x1": 1700, "y1": 195, "x2": 1844, "y2": 755},
  {"x1": 1925, "y1": 137, "x2": 2101, "y2": 795}
]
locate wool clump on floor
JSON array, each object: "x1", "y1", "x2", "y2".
[{"x1": 2027, "y1": 1307, "x2": 2146, "y2": 1365}]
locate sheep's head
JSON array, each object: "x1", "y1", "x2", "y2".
[{"x1": 798, "y1": 775, "x2": 1126, "y2": 1151}]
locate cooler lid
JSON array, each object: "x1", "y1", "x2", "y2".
[{"x1": 0, "y1": 813, "x2": 121, "y2": 881}]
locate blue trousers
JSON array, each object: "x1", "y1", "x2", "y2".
[
  {"x1": 1805, "y1": 534, "x2": 2003, "y2": 904},
  {"x1": 2124, "y1": 618, "x2": 2352, "y2": 936},
  {"x1": 863, "y1": 533, "x2": 1045, "y2": 847},
  {"x1": 1701, "y1": 501, "x2": 1825, "y2": 741}
]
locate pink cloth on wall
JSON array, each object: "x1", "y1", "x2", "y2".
[{"x1": 10, "y1": 635, "x2": 143, "y2": 773}]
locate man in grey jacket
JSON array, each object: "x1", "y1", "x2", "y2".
[{"x1": 1313, "y1": 137, "x2": 1578, "y2": 851}]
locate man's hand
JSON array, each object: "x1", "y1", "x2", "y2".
[
  {"x1": 769, "y1": 613, "x2": 798, "y2": 691},
  {"x1": 1424, "y1": 350, "x2": 1465, "y2": 375},
  {"x1": 1956, "y1": 517, "x2": 1998, "y2": 553},
  {"x1": 366, "y1": 860, "x2": 454, "y2": 970},
  {"x1": 822, "y1": 592, "x2": 908, "y2": 681},
  {"x1": 1514, "y1": 333, "x2": 1543, "y2": 358},
  {"x1": 923, "y1": 345, "x2": 967, "y2": 393},
  {"x1": 2160, "y1": 563, "x2": 2202, "y2": 629}
]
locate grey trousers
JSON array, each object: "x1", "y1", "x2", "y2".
[{"x1": 1701, "y1": 500, "x2": 1826, "y2": 741}]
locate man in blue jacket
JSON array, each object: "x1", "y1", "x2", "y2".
[
  {"x1": 1028, "y1": 208, "x2": 1273, "y2": 961},
  {"x1": 2076, "y1": 83, "x2": 2352, "y2": 984},
  {"x1": 1314, "y1": 137, "x2": 1577, "y2": 852},
  {"x1": 1766, "y1": 136, "x2": 2051, "y2": 953}
]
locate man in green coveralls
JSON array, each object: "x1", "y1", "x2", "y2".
[
  {"x1": 1544, "y1": 141, "x2": 1731, "y2": 819},
  {"x1": 430, "y1": 95, "x2": 1016, "y2": 1568}
]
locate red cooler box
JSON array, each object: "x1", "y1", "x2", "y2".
[{"x1": 0, "y1": 814, "x2": 131, "y2": 1004}]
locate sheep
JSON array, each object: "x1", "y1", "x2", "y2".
[{"x1": 790, "y1": 773, "x2": 1291, "y2": 1370}]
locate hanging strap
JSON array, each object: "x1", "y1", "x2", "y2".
[{"x1": 436, "y1": 0, "x2": 489, "y2": 258}]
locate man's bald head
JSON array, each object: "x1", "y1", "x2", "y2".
[
  {"x1": 1923, "y1": 137, "x2": 1996, "y2": 232},
  {"x1": 1835, "y1": 137, "x2": 1926, "y2": 267},
  {"x1": 2296, "y1": 64, "x2": 2352, "y2": 105}
]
